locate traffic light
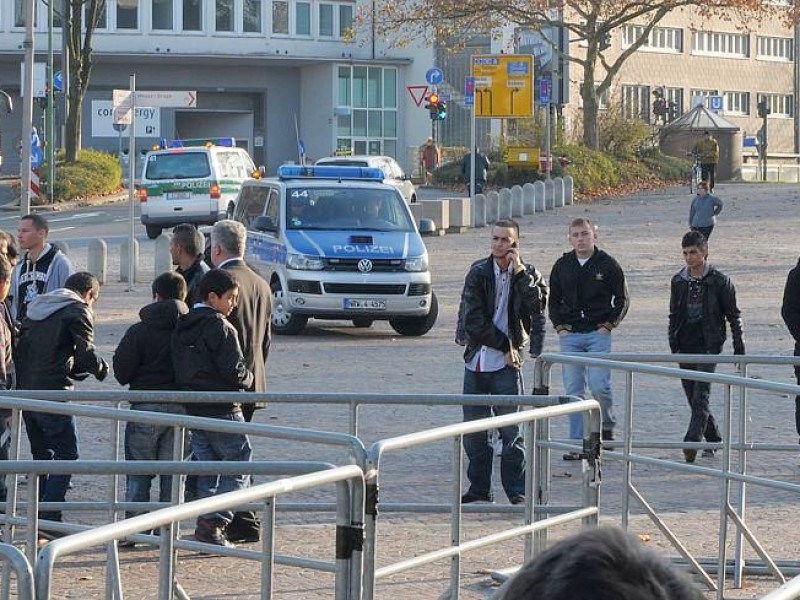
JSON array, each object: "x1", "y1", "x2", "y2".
[
  {"x1": 436, "y1": 100, "x2": 447, "y2": 120},
  {"x1": 425, "y1": 93, "x2": 439, "y2": 120},
  {"x1": 757, "y1": 99, "x2": 771, "y2": 118}
]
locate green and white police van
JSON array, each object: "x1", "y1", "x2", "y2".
[{"x1": 138, "y1": 137, "x2": 260, "y2": 239}]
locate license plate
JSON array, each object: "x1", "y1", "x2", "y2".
[
  {"x1": 343, "y1": 298, "x2": 386, "y2": 310},
  {"x1": 166, "y1": 191, "x2": 192, "y2": 200}
]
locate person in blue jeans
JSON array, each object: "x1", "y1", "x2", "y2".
[
  {"x1": 171, "y1": 269, "x2": 253, "y2": 547},
  {"x1": 456, "y1": 219, "x2": 548, "y2": 504},
  {"x1": 548, "y1": 218, "x2": 629, "y2": 459}
]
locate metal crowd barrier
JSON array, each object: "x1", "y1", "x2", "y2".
[
  {"x1": 534, "y1": 352, "x2": 800, "y2": 600},
  {"x1": 0, "y1": 543, "x2": 34, "y2": 600},
  {"x1": 761, "y1": 574, "x2": 800, "y2": 600}
]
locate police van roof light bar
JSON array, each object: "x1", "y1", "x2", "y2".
[
  {"x1": 277, "y1": 165, "x2": 385, "y2": 181},
  {"x1": 166, "y1": 137, "x2": 236, "y2": 149}
]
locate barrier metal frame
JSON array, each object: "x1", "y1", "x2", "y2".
[{"x1": 0, "y1": 543, "x2": 34, "y2": 600}]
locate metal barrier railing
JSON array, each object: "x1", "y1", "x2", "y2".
[
  {"x1": 761, "y1": 574, "x2": 800, "y2": 600},
  {"x1": 534, "y1": 352, "x2": 800, "y2": 600},
  {"x1": 0, "y1": 543, "x2": 34, "y2": 600},
  {"x1": 362, "y1": 400, "x2": 602, "y2": 600}
]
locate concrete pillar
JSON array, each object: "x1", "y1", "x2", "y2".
[
  {"x1": 544, "y1": 178, "x2": 555, "y2": 210},
  {"x1": 486, "y1": 191, "x2": 500, "y2": 224},
  {"x1": 409, "y1": 203, "x2": 425, "y2": 227},
  {"x1": 498, "y1": 188, "x2": 512, "y2": 220},
  {"x1": 154, "y1": 233, "x2": 173, "y2": 277},
  {"x1": 553, "y1": 177, "x2": 565, "y2": 208},
  {"x1": 511, "y1": 185, "x2": 523, "y2": 217},
  {"x1": 422, "y1": 199, "x2": 450, "y2": 235},
  {"x1": 120, "y1": 238, "x2": 140, "y2": 283},
  {"x1": 523, "y1": 183, "x2": 535, "y2": 214},
  {"x1": 87, "y1": 239, "x2": 107, "y2": 285},
  {"x1": 533, "y1": 181, "x2": 546, "y2": 212},
  {"x1": 564, "y1": 175, "x2": 574, "y2": 205},
  {"x1": 447, "y1": 197, "x2": 471, "y2": 233},
  {"x1": 472, "y1": 194, "x2": 486, "y2": 227}
]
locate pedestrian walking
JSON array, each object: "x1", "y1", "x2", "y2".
[
  {"x1": 691, "y1": 130, "x2": 720, "y2": 192},
  {"x1": 14, "y1": 272, "x2": 109, "y2": 536},
  {"x1": 0, "y1": 256, "x2": 14, "y2": 508},
  {"x1": 780, "y1": 256, "x2": 800, "y2": 446},
  {"x1": 549, "y1": 218, "x2": 629, "y2": 459},
  {"x1": 462, "y1": 147, "x2": 490, "y2": 194},
  {"x1": 669, "y1": 231, "x2": 745, "y2": 463},
  {"x1": 456, "y1": 218, "x2": 547, "y2": 505},
  {"x1": 420, "y1": 137, "x2": 441, "y2": 186},
  {"x1": 171, "y1": 223, "x2": 209, "y2": 305},
  {"x1": 688, "y1": 181, "x2": 723, "y2": 241}
]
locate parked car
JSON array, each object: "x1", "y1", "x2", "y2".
[{"x1": 315, "y1": 155, "x2": 417, "y2": 203}]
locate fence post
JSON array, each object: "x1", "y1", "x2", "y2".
[
  {"x1": 522, "y1": 183, "x2": 535, "y2": 215},
  {"x1": 88, "y1": 239, "x2": 108, "y2": 285},
  {"x1": 498, "y1": 188, "x2": 512, "y2": 220}
]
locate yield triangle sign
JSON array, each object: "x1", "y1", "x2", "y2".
[{"x1": 407, "y1": 85, "x2": 429, "y2": 107}]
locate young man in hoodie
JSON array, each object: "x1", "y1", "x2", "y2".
[
  {"x1": 171, "y1": 269, "x2": 254, "y2": 547},
  {"x1": 15, "y1": 272, "x2": 109, "y2": 529},
  {"x1": 669, "y1": 231, "x2": 745, "y2": 463},
  {"x1": 9, "y1": 214, "x2": 73, "y2": 322},
  {"x1": 113, "y1": 272, "x2": 189, "y2": 533},
  {"x1": 688, "y1": 181, "x2": 723, "y2": 241}
]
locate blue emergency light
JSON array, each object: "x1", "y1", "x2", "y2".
[
  {"x1": 277, "y1": 165, "x2": 385, "y2": 181},
  {"x1": 162, "y1": 137, "x2": 236, "y2": 149}
]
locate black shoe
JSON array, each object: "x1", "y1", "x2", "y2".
[
  {"x1": 602, "y1": 429, "x2": 615, "y2": 441},
  {"x1": 194, "y1": 518, "x2": 234, "y2": 548},
  {"x1": 225, "y1": 525, "x2": 261, "y2": 543},
  {"x1": 683, "y1": 449, "x2": 697, "y2": 463},
  {"x1": 509, "y1": 495, "x2": 526, "y2": 505},
  {"x1": 562, "y1": 452, "x2": 582, "y2": 461},
  {"x1": 460, "y1": 492, "x2": 494, "y2": 504}
]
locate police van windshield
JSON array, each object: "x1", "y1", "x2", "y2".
[
  {"x1": 145, "y1": 152, "x2": 211, "y2": 180},
  {"x1": 285, "y1": 187, "x2": 415, "y2": 232}
]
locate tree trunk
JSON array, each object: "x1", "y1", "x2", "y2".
[
  {"x1": 581, "y1": 59, "x2": 600, "y2": 150},
  {"x1": 65, "y1": 76, "x2": 82, "y2": 162}
]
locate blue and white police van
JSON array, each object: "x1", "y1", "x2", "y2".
[{"x1": 232, "y1": 165, "x2": 438, "y2": 336}]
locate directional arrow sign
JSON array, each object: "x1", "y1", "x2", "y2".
[{"x1": 113, "y1": 89, "x2": 197, "y2": 108}]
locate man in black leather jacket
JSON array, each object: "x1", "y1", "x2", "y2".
[
  {"x1": 15, "y1": 272, "x2": 109, "y2": 528},
  {"x1": 669, "y1": 231, "x2": 745, "y2": 463},
  {"x1": 456, "y1": 219, "x2": 547, "y2": 505},
  {"x1": 780, "y1": 257, "x2": 800, "y2": 445}
]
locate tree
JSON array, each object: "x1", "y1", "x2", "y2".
[
  {"x1": 63, "y1": 0, "x2": 106, "y2": 162},
  {"x1": 371, "y1": 0, "x2": 787, "y2": 149}
]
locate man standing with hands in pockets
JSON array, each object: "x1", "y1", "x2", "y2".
[{"x1": 456, "y1": 219, "x2": 547, "y2": 505}]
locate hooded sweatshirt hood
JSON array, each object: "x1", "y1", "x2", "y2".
[
  {"x1": 678, "y1": 262, "x2": 711, "y2": 281},
  {"x1": 26, "y1": 288, "x2": 87, "y2": 321},
  {"x1": 139, "y1": 299, "x2": 189, "y2": 329}
]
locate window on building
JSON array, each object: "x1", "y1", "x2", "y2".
[
  {"x1": 665, "y1": 86, "x2": 683, "y2": 117},
  {"x1": 621, "y1": 25, "x2": 682, "y2": 52},
  {"x1": 272, "y1": 0, "x2": 288, "y2": 33},
  {"x1": 621, "y1": 84, "x2": 650, "y2": 121},
  {"x1": 319, "y1": 3, "x2": 333, "y2": 36},
  {"x1": 758, "y1": 92, "x2": 794, "y2": 117},
  {"x1": 756, "y1": 36, "x2": 793, "y2": 61},
  {"x1": 243, "y1": 0, "x2": 261, "y2": 32},
  {"x1": 689, "y1": 88, "x2": 718, "y2": 108},
  {"x1": 116, "y1": 0, "x2": 138, "y2": 29},
  {"x1": 336, "y1": 66, "x2": 399, "y2": 158},
  {"x1": 152, "y1": 0, "x2": 173, "y2": 30},
  {"x1": 295, "y1": 1, "x2": 310, "y2": 35},
  {"x1": 691, "y1": 30, "x2": 749, "y2": 58},
  {"x1": 182, "y1": 0, "x2": 202, "y2": 30},
  {"x1": 724, "y1": 91, "x2": 749, "y2": 115},
  {"x1": 216, "y1": 0, "x2": 234, "y2": 31},
  {"x1": 338, "y1": 3, "x2": 352, "y2": 36}
]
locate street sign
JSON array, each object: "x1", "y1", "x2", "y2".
[
  {"x1": 539, "y1": 77, "x2": 551, "y2": 104},
  {"x1": 464, "y1": 77, "x2": 475, "y2": 106},
  {"x1": 20, "y1": 62, "x2": 46, "y2": 98},
  {"x1": 708, "y1": 95, "x2": 723, "y2": 112},
  {"x1": 113, "y1": 89, "x2": 197, "y2": 108},
  {"x1": 54, "y1": 70, "x2": 63, "y2": 92},
  {"x1": 471, "y1": 54, "x2": 534, "y2": 118},
  {"x1": 92, "y1": 100, "x2": 161, "y2": 138},
  {"x1": 425, "y1": 67, "x2": 444, "y2": 86},
  {"x1": 407, "y1": 85, "x2": 429, "y2": 107}
]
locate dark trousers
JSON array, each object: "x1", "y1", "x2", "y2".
[
  {"x1": 679, "y1": 362, "x2": 721, "y2": 443},
  {"x1": 691, "y1": 225, "x2": 714, "y2": 241},
  {"x1": 794, "y1": 364, "x2": 800, "y2": 439},
  {"x1": 700, "y1": 163, "x2": 716, "y2": 191},
  {"x1": 229, "y1": 401, "x2": 260, "y2": 535}
]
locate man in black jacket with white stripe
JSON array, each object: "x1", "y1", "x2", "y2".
[{"x1": 781, "y1": 256, "x2": 800, "y2": 445}]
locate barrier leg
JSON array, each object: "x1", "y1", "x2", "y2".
[
  {"x1": 716, "y1": 385, "x2": 734, "y2": 600},
  {"x1": 621, "y1": 371, "x2": 633, "y2": 529},
  {"x1": 449, "y1": 436, "x2": 463, "y2": 599},
  {"x1": 733, "y1": 362, "x2": 748, "y2": 589},
  {"x1": 523, "y1": 420, "x2": 534, "y2": 562},
  {"x1": 261, "y1": 498, "x2": 276, "y2": 600}
]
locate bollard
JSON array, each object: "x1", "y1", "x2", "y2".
[
  {"x1": 447, "y1": 197, "x2": 471, "y2": 233},
  {"x1": 87, "y1": 239, "x2": 108, "y2": 285},
  {"x1": 409, "y1": 203, "x2": 425, "y2": 228},
  {"x1": 154, "y1": 233, "x2": 173, "y2": 277},
  {"x1": 564, "y1": 175, "x2": 574, "y2": 205},
  {"x1": 472, "y1": 194, "x2": 486, "y2": 227},
  {"x1": 120, "y1": 238, "x2": 140, "y2": 284},
  {"x1": 498, "y1": 188, "x2": 512, "y2": 220},
  {"x1": 511, "y1": 185, "x2": 523, "y2": 217},
  {"x1": 553, "y1": 177, "x2": 565, "y2": 208},
  {"x1": 533, "y1": 181, "x2": 545, "y2": 212},
  {"x1": 544, "y1": 178, "x2": 555, "y2": 210},
  {"x1": 523, "y1": 183, "x2": 535, "y2": 214},
  {"x1": 422, "y1": 199, "x2": 450, "y2": 235},
  {"x1": 486, "y1": 191, "x2": 500, "y2": 224}
]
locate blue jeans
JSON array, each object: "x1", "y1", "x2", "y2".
[
  {"x1": 560, "y1": 331, "x2": 616, "y2": 439},
  {"x1": 23, "y1": 411, "x2": 79, "y2": 520},
  {"x1": 462, "y1": 366, "x2": 525, "y2": 500},
  {"x1": 190, "y1": 410, "x2": 252, "y2": 525},
  {"x1": 124, "y1": 403, "x2": 187, "y2": 516}
]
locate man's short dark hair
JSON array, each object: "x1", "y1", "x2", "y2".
[
  {"x1": 495, "y1": 219, "x2": 520, "y2": 237},
  {"x1": 682, "y1": 230, "x2": 707, "y2": 249},
  {"x1": 0, "y1": 256, "x2": 11, "y2": 282},
  {"x1": 65, "y1": 272, "x2": 99, "y2": 296},
  {"x1": 497, "y1": 527, "x2": 704, "y2": 600},
  {"x1": 21, "y1": 213, "x2": 49, "y2": 234},
  {"x1": 197, "y1": 268, "x2": 238, "y2": 301},
  {"x1": 172, "y1": 224, "x2": 205, "y2": 259},
  {"x1": 152, "y1": 271, "x2": 187, "y2": 301}
]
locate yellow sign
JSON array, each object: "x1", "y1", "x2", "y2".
[{"x1": 471, "y1": 54, "x2": 534, "y2": 118}]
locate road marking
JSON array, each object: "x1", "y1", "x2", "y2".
[
  {"x1": 49, "y1": 226, "x2": 76, "y2": 233},
  {"x1": 45, "y1": 212, "x2": 103, "y2": 223}
]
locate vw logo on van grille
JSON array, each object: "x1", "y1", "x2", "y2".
[{"x1": 357, "y1": 259, "x2": 373, "y2": 273}]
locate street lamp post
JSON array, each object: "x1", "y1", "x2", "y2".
[
  {"x1": 20, "y1": 0, "x2": 36, "y2": 215},
  {"x1": 46, "y1": 0, "x2": 55, "y2": 202}
]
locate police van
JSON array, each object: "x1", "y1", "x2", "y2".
[
  {"x1": 232, "y1": 165, "x2": 437, "y2": 336},
  {"x1": 138, "y1": 137, "x2": 260, "y2": 239}
]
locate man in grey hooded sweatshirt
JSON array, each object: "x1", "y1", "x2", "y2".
[
  {"x1": 14, "y1": 271, "x2": 109, "y2": 528},
  {"x1": 688, "y1": 181, "x2": 723, "y2": 241}
]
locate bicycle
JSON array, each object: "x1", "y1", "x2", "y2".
[{"x1": 687, "y1": 152, "x2": 703, "y2": 194}]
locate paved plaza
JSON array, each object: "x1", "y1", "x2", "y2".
[{"x1": 4, "y1": 181, "x2": 800, "y2": 599}]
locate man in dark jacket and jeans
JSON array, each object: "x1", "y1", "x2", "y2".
[
  {"x1": 15, "y1": 272, "x2": 109, "y2": 528},
  {"x1": 669, "y1": 231, "x2": 745, "y2": 463},
  {"x1": 456, "y1": 219, "x2": 547, "y2": 504},
  {"x1": 781, "y1": 257, "x2": 800, "y2": 445}
]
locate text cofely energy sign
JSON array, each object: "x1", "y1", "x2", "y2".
[
  {"x1": 471, "y1": 54, "x2": 534, "y2": 118},
  {"x1": 91, "y1": 100, "x2": 161, "y2": 138}
]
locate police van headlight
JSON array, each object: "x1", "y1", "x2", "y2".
[
  {"x1": 404, "y1": 255, "x2": 429, "y2": 272},
  {"x1": 287, "y1": 253, "x2": 324, "y2": 270}
]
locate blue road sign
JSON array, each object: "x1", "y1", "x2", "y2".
[
  {"x1": 709, "y1": 95, "x2": 723, "y2": 112},
  {"x1": 425, "y1": 67, "x2": 444, "y2": 86},
  {"x1": 54, "y1": 70, "x2": 63, "y2": 92},
  {"x1": 464, "y1": 77, "x2": 475, "y2": 106},
  {"x1": 539, "y1": 77, "x2": 551, "y2": 104}
]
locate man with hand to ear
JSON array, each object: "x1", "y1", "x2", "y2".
[{"x1": 456, "y1": 219, "x2": 547, "y2": 505}]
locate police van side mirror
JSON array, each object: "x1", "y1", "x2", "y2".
[{"x1": 253, "y1": 215, "x2": 277, "y2": 232}]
